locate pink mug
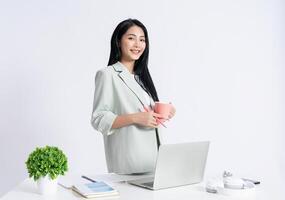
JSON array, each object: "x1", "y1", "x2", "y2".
[{"x1": 154, "y1": 102, "x2": 173, "y2": 121}]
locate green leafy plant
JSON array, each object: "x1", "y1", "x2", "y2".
[{"x1": 26, "y1": 146, "x2": 68, "y2": 181}]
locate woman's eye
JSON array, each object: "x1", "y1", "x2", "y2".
[
  {"x1": 140, "y1": 39, "x2": 145, "y2": 42},
  {"x1": 128, "y1": 37, "x2": 134, "y2": 40}
]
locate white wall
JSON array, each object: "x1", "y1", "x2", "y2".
[{"x1": 0, "y1": 0, "x2": 284, "y2": 197}]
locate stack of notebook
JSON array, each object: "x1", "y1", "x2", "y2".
[{"x1": 72, "y1": 181, "x2": 119, "y2": 199}]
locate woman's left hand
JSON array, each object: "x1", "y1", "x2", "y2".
[{"x1": 168, "y1": 104, "x2": 176, "y2": 119}]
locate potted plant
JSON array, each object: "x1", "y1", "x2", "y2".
[{"x1": 26, "y1": 146, "x2": 68, "y2": 195}]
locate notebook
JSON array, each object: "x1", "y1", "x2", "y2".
[{"x1": 72, "y1": 181, "x2": 119, "y2": 199}]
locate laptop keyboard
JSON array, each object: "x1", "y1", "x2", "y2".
[{"x1": 142, "y1": 182, "x2": 154, "y2": 187}]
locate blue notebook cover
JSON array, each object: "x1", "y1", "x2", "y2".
[
  {"x1": 84, "y1": 182, "x2": 115, "y2": 193},
  {"x1": 73, "y1": 181, "x2": 118, "y2": 196}
]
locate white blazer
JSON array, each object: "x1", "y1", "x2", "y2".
[{"x1": 91, "y1": 61, "x2": 162, "y2": 174}]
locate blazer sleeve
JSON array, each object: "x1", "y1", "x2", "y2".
[{"x1": 91, "y1": 70, "x2": 117, "y2": 135}]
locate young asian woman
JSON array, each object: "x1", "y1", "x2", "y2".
[{"x1": 91, "y1": 19, "x2": 176, "y2": 174}]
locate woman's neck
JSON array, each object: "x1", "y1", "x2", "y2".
[{"x1": 120, "y1": 60, "x2": 135, "y2": 74}]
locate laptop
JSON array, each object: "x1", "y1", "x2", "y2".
[{"x1": 128, "y1": 141, "x2": 210, "y2": 190}]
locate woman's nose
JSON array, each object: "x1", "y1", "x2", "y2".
[{"x1": 134, "y1": 39, "x2": 140, "y2": 47}]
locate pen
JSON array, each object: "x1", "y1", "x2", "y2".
[
  {"x1": 155, "y1": 116, "x2": 167, "y2": 128},
  {"x1": 143, "y1": 106, "x2": 167, "y2": 128},
  {"x1": 81, "y1": 175, "x2": 97, "y2": 183}
]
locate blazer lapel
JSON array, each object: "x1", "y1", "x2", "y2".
[{"x1": 112, "y1": 62, "x2": 147, "y2": 106}]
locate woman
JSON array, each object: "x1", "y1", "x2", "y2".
[{"x1": 91, "y1": 19, "x2": 175, "y2": 174}]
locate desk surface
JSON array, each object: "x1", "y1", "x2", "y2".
[{"x1": 1, "y1": 175, "x2": 284, "y2": 200}]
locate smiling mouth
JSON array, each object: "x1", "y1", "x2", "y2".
[{"x1": 130, "y1": 49, "x2": 141, "y2": 54}]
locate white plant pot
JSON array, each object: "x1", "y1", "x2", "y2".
[{"x1": 37, "y1": 176, "x2": 58, "y2": 195}]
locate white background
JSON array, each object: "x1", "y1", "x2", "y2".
[{"x1": 0, "y1": 0, "x2": 284, "y2": 197}]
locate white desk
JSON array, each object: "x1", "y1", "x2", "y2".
[{"x1": 1, "y1": 175, "x2": 284, "y2": 200}]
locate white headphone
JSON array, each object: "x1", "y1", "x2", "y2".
[{"x1": 206, "y1": 170, "x2": 256, "y2": 194}]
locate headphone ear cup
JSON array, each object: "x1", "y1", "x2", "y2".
[{"x1": 223, "y1": 177, "x2": 245, "y2": 189}]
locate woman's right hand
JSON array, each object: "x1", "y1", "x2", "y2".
[{"x1": 132, "y1": 111, "x2": 162, "y2": 128}]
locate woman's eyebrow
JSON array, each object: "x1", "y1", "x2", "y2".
[{"x1": 126, "y1": 33, "x2": 145, "y2": 38}]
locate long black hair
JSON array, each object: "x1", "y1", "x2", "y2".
[{"x1": 108, "y1": 18, "x2": 159, "y2": 102}]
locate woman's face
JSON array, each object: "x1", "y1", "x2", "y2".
[{"x1": 120, "y1": 25, "x2": 146, "y2": 62}]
